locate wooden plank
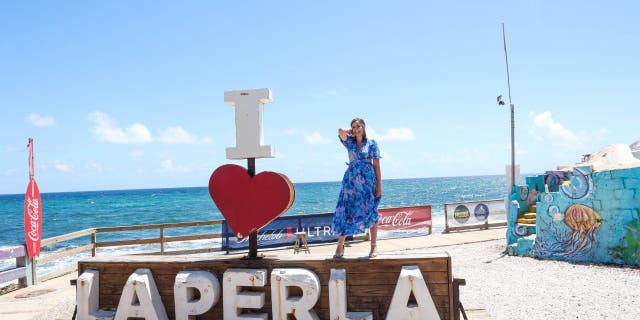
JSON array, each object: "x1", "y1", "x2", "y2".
[
  {"x1": 96, "y1": 237, "x2": 163, "y2": 247},
  {"x1": 95, "y1": 220, "x2": 222, "y2": 233},
  {"x1": 0, "y1": 267, "x2": 26, "y2": 283},
  {"x1": 162, "y1": 233, "x2": 221, "y2": 242},
  {"x1": 0, "y1": 245, "x2": 25, "y2": 260},
  {"x1": 36, "y1": 243, "x2": 94, "y2": 265},
  {"x1": 80, "y1": 253, "x2": 453, "y2": 320},
  {"x1": 40, "y1": 228, "x2": 95, "y2": 247},
  {"x1": 158, "y1": 247, "x2": 223, "y2": 255},
  {"x1": 38, "y1": 265, "x2": 76, "y2": 283}
]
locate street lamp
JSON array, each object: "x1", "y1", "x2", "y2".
[{"x1": 500, "y1": 22, "x2": 516, "y2": 192}]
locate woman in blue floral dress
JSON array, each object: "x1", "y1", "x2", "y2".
[{"x1": 332, "y1": 118, "x2": 382, "y2": 258}]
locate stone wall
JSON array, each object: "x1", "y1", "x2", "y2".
[{"x1": 508, "y1": 166, "x2": 640, "y2": 265}]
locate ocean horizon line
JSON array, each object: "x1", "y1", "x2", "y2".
[{"x1": 0, "y1": 173, "x2": 518, "y2": 197}]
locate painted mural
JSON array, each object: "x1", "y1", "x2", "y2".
[
  {"x1": 507, "y1": 165, "x2": 640, "y2": 266},
  {"x1": 531, "y1": 204, "x2": 602, "y2": 259}
]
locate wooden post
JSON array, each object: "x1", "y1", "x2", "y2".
[
  {"x1": 30, "y1": 256, "x2": 37, "y2": 285},
  {"x1": 160, "y1": 226, "x2": 165, "y2": 255},
  {"x1": 444, "y1": 205, "x2": 450, "y2": 233},
  {"x1": 247, "y1": 158, "x2": 258, "y2": 258},
  {"x1": 91, "y1": 231, "x2": 97, "y2": 257}
]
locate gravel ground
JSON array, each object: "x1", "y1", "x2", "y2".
[
  {"x1": 408, "y1": 240, "x2": 640, "y2": 320},
  {"x1": 5, "y1": 239, "x2": 638, "y2": 320}
]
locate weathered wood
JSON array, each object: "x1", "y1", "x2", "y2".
[
  {"x1": 162, "y1": 233, "x2": 222, "y2": 242},
  {"x1": 79, "y1": 253, "x2": 453, "y2": 320},
  {"x1": 0, "y1": 245, "x2": 26, "y2": 260},
  {"x1": 40, "y1": 228, "x2": 95, "y2": 247},
  {"x1": 0, "y1": 267, "x2": 26, "y2": 284},
  {"x1": 95, "y1": 220, "x2": 222, "y2": 233},
  {"x1": 36, "y1": 243, "x2": 94, "y2": 265},
  {"x1": 95, "y1": 237, "x2": 164, "y2": 248},
  {"x1": 38, "y1": 264, "x2": 76, "y2": 283}
]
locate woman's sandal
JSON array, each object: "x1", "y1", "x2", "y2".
[
  {"x1": 333, "y1": 243, "x2": 345, "y2": 259},
  {"x1": 368, "y1": 242, "x2": 377, "y2": 258}
]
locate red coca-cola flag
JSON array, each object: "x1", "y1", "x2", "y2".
[{"x1": 24, "y1": 138, "x2": 42, "y2": 258}]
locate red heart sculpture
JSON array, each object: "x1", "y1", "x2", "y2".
[{"x1": 208, "y1": 164, "x2": 295, "y2": 240}]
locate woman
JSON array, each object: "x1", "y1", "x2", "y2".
[{"x1": 332, "y1": 118, "x2": 382, "y2": 258}]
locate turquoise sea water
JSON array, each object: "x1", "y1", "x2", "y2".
[
  {"x1": 0, "y1": 175, "x2": 509, "y2": 277},
  {"x1": 0, "y1": 175, "x2": 508, "y2": 247}
]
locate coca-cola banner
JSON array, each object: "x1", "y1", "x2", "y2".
[
  {"x1": 221, "y1": 205, "x2": 434, "y2": 251},
  {"x1": 377, "y1": 205, "x2": 432, "y2": 231},
  {"x1": 24, "y1": 179, "x2": 42, "y2": 258}
]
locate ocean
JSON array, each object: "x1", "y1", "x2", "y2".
[{"x1": 0, "y1": 175, "x2": 508, "y2": 277}]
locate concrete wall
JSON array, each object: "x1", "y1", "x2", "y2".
[{"x1": 509, "y1": 166, "x2": 640, "y2": 265}]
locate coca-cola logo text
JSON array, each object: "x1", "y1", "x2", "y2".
[
  {"x1": 379, "y1": 211, "x2": 413, "y2": 227},
  {"x1": 26, "y1": 198, "x2": 40, "y2": 242}
]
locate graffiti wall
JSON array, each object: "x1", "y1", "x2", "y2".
[{"x1": 509, "y1": 165, "x2": 640, "y2": 265}]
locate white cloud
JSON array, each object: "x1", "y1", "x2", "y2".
[
  {"x1": 161, "y1": 159, "x2": 190, "y2": 173},
  {"x1": 26, "y1": 113, "x2": 57, "y2": 127},
  {"x1": 159, "y1": 126, "x2": 213, "y2": 144},
  {"x1": 305, "y1": 131, "x2": 331, "y2": 144},
  {"x1": 528, "y1": 111, "x2": 590, "y2": 148},
  {"x1": 130, "y1": 149, "x2": 144, "y2": 157},
  {"x1": 368, "y1": 127, "x2": 416, "y2": 142},
  {"x1": 87, "y1": 111, "x2": 153, "y2": 144},
  {"x1": 3, "y1": 168, "x2": 17, "y2": 176},
  {"x1": 53, "y1": 161, "x2": 72, "y2": 173}
]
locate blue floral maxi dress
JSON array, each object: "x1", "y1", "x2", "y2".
[{"x1": 332, "y1": 136, "x2": 381, "y2": 236}]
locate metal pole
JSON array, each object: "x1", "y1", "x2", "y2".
[
  {"x1": 247, "y1": 158, "x2": 258, "y2": 258},
  {"x1": 510, "y1": 103, "x2": 515, "y2": 187},
  {"x1": 502, "y1": 23, "x2": 516, "y2": 188}
]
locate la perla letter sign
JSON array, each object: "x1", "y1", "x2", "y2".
[{"x1": 224, "y1": 88, "x2": 274, "y2": 159}]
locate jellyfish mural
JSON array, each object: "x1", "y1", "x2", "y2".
[{"x1": 533, "y1": 204, "x2": 602, "y2": 260}]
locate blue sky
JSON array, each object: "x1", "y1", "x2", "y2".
[{"x1": 1, "y1": 1, "x2": 639, "y2": 194}]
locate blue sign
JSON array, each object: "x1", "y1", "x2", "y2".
[{"x1": 222, "y1": 213, "x2": 345, "y2": 251}]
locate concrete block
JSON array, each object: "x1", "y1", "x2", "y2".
[
  {"x1": 271, "y1": 268, "x2": 321, "y2": 320},
  {"x1": 614, "y1": 189, "x2": 635, "y2": 202},
  {"x1": 224, "y1": 88, "x2": 274, "y2": 159},
  {"x1": 77, "y1": 269, "x2": 100, "y2": 320},
  {"x1": 386, "y1": 265, "x2": 440, "y2": 320},
  {"x1": 114, "y1": 268, "x2": 168, "y2": 320},
  {"x1": 174, "y1": 270, "x2": 221, "y2": 320},
  {"x1": 623, "y1": 178, "x2": 640, "y2": 189},
  {"x1": 223, "y1": 268, "x2": 268, "y2": 320}
]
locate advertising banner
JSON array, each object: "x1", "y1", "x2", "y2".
[
  {"x1": 444, "y1": 199, "x2": 507, "y2": 232},
  {"x1": 222, "y1": 213, "x2": 340, "y2": 251},
  {"x1": 377, "y1": 205, "x2": 431, "y2": 232},
  {"x1": 222, "y1": 205, "x2": 433, "y2": 251},
  {"x1": 24, "y1": 138, "x2": 42, "y2": 258}
]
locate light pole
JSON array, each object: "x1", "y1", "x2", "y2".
[{"x1": 500, "y1": 22, "x2": 516, "y2": 191}]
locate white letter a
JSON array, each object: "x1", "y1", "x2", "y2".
[{"x1": 386, "y1": 265, "x2": 440, "y2": 320}]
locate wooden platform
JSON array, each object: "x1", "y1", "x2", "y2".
[{"x1": 78, "y1": 252, "x2": 454, "y2": 319}]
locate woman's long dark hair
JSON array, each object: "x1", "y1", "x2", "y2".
[{"x1": 350, "y1": 118, "x2": 367, "y2": 142}]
